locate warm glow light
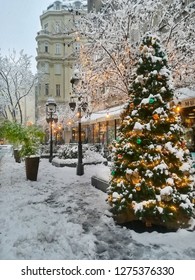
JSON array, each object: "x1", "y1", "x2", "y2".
[
  {"x1": 159, "y1": 201, "x2": 165, "y2": 207},
  {"x1": 153, "y1": 114, "x2": 159, "y2": 120},
  {"x1": 170, "y1": 206, "x2": 177, "y2": 212},
  {"x1": 176, "y1": 105, "x2": 181, "y2": 113}
]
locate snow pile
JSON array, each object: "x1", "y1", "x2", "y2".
[
  {"x1": 0, "y1": 154, "x2": 108, "y2": 260},
  {"x1": 55, "y1": 144, "x2": 107, "y2": 165},
  {"x1": 0, "y1": 153, "x2": 195, "y2": 260}
]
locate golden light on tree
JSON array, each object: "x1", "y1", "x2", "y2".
[{"x1": 108, "y1": 33, "x2": 195, "y2": 230}]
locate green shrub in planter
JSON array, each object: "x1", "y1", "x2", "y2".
[
  {"x1": 0, "y1": 121, "x2": 25, "y2": 162},
  {"x1": 20, "y1": 125, "x2": 45, "y2": 181},
  {"x1": 19, "y1": 125, "x2": 45, "y2": 158},
  {"x1": 0, "y1": 121, "x2": 45, "y2": 181},
  {"x1": 0, "y1": 121, "x2": 44, "y2": 158},
  {"x1": 0, "y1": 120, "x2": 25, "y2": 150}
]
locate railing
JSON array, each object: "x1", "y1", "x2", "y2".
[{"x1": 37, "y1": 30, "x2": 51, "y2": 36}]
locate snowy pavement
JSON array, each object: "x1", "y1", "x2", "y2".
[{"x1": 0, "y1": 153, "x2": 195, "y2": 260}]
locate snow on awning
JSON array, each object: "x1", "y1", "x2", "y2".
[
  {"x1": 175, "y1": 88, "x2": 195, "y2": 108},
  {"x1": 81, "y1": 88, "x2": 195, "y2": 125},
  {"x1": 175, "y1": 88, "x2": 195, "y2": 100},
  {"x1": 81, "y1": 104, "x2": 126, "y2": 124}
]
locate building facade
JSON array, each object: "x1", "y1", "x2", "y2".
[
  {"x1": 35, "y1": 2, "x2": 87, "y2": 114},
  {"x1": 35, "y1": 0, "x2": 87, "y2": 142}
]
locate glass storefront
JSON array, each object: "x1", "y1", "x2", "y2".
[
  {"x1": 68, "y1": 100, "x2": 195, "y2": 152},
  {"x1": 180, "y1": 103, "x2": 195, "y2": 152},
  {"x1": 70, "y1": 119, "x2": 121, "y2": 145}
]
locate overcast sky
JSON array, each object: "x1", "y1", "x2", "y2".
[{"x1": 0, "y1": 0, "x2": 54, "y2": 73}]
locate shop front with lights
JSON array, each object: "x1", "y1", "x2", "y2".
[
  {"x1": 70, "y1": 118, "x2": 121, "y2": 145},
  {"x1": 180, "y1": 97, "x2": 195, "y2": 152},
  {"x1": 68, "y1": 99, "x2": 195, "y2": 152},
  {"x1": 69, "y1": 105, "x2": 123, "y2": 145}
]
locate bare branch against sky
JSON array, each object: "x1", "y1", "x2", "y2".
[{"x1": 0, "y1": 0, "x2": 53, "y2": 73}]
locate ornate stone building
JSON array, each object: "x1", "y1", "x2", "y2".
[{"x1": 35, "y1": 1, "x2": 87, "y2": 119}]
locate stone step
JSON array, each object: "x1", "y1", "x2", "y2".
[{"x1": 91, "y1": 176, "x2": 109, "y2": 193}]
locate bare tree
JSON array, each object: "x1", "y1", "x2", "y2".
[{"x1": 0, "y1": 50, "x2": 38, "y2": 124}]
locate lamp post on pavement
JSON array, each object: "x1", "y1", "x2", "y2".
[
  {"x1": 46, "y1": 98, "x2": 58, "y2": 162},
  {"x1": 69, "y1": 75, "x2": 88, "y2": 176}
]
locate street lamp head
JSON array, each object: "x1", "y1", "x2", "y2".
[
  {"x1": 69, "y1": 101, "x2": 76, "y2": 111},
  {"x1": 46, "y1": 98, "x2": 57, "y2": 113},
  {"x1": 70, "y1": 76, "x2": 80, "y2": 86},
  {"x1": 70, "y1": 68, "x2": 81, "y2": 86},
  {"x1": 81, "y1": 102, "x2": 88, "y2": 112}
]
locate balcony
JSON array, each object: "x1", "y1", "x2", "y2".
[{"x1": 37, "y1": 30, "x2": 51, "y2": 36}]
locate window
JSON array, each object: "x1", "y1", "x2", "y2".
[
  {"x1": 38, "y1": 42, "x2": 41, "y2": 52},
  {"x1": 39, "y1": 62, "x2": 49, "y2": 74},
  {"x1": 44, "y1": 42, "x2": 49, "y2": 53},
  {"x1": 55, "y1": 64, "x2": 61, "y2": 75},
  {"x1": 44, "y1": 23, "x2": 48, "y2": 33},
  {"x1": 39, "y1": 84, "x2": 41, "y2": 94},
  {"x1": 45, "y1": 84, "x2": 49, "y2": 96},
  {"x1": 55, "y1": 2, "x2": 60, "y2": 10},
  {"x1": 44, "y1": 62, "x2": 49, "y2": 74},
  {"x1": 56, "y1": 23, "x2": 60, "y2": 33},
  {"x1": 56, "y1": 84, "x2": 60, "y2": 96},
  {"x1": 73, "y1": 42, "x2": 80, "y2": 52},
  {"x1": 55, "y1": 43, "x2": 61, "y2": 54},
  {"x1": 74, "y1": 19, "x2": 81, "y2": 28}
]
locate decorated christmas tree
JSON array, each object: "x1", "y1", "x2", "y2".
[{"x1": 108, "y1": 33, "x2": 195, "y2": 230}]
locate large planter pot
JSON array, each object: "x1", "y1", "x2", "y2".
[
  {"x1": 13, "y1": 149, "x2": 21, "y2": 163},
  {"x1": 25, "y1": 156, "x2": 40, "y2": 181}
]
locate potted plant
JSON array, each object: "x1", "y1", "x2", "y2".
[
  {"x1": 0, "y1": 121, "x2": 45, "y2": 180},
  {"x1": 19, "y1": 125, "x2": 45, "y2": 181},
  {"x1": 0, "y1": 121, "x2": 25, "y2": 162}
]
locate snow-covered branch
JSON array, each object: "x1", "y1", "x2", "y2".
[
  {"x1": 0, "y1": 50, "x2": 38, "y2": 124},
  {"x1": 77, "y1": 0, "x2": 195, "y2": 110}
]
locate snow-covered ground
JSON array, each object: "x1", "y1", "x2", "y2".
[{"x1": 0, "y1": 149, "x2": 195, "y2": 260}]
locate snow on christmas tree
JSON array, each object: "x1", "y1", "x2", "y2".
[{"x1": 108, "y1": 32, "x2": 195, "y2": 230}]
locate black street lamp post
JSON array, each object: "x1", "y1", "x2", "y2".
[
  {"x1": 69, "y1": 75, "x2": 88, "y2": 176},
  {"x1": 77, "y1": 106, "x2": 84, "y2": 175},
  {"x1": 46, "y1": 98, "x2": 58, "y2": 162}
]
